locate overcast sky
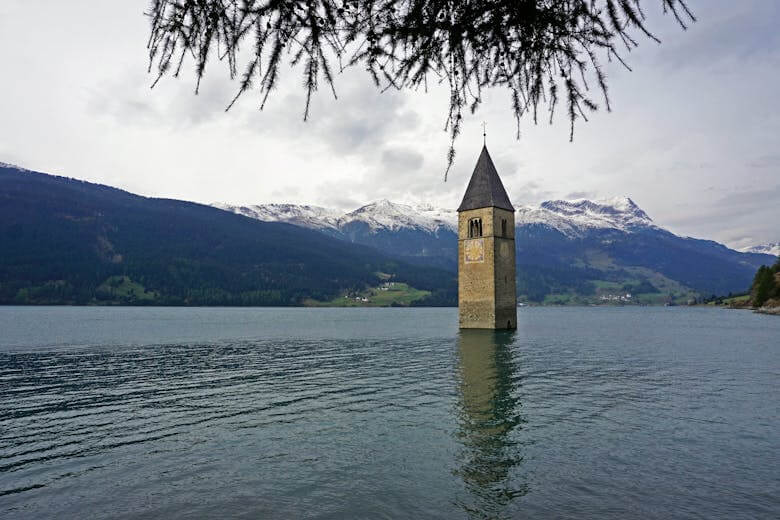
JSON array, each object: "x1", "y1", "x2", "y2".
[{"x1": 0, "y1": 1, "x2": 778, "y2": 249}]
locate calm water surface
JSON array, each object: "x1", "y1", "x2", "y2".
[{"x1": 0, "y1": 307, "x2": 778, "y2": 519}]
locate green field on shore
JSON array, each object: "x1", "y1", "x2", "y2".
[{"x1": 305, "y1": 282, "x2": 430, "y2": 307}]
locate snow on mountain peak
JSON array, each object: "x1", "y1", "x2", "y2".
[
  {"x1": 518, "y1": 197, "x2": 654, "y2": 237},
  {"x1": 540, "y1": 197, "x2": 650, "y2": 221},
  {"x1": 739, "y1": 242, "x2": 780, "y2": 257},
  {"x1": 342, "y1": 200, "x2": 456, "y2": 233},
  {"x1": 0, "y1": 162, "x2": 30, "y2": 173},
  {"x1": 212, "y1": 196, "x2": 654, "y2": 238},
  {"x1": 214, "y1": 200, "x2": 457, "y2": 234},
  {"x1": 213, "y1": 203, "x2": 342, "y2": 231}
]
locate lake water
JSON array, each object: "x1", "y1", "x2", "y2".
[{"x1": 0, "y1": 306, "x2": 778, "y2": 519}]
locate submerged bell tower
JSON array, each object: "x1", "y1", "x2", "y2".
[{"x1": 457, "y1": 145, "x2": 517, "y2": 329}]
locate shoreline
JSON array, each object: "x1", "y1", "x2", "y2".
[{"x1": 0, "y1": 303, "x2": 760, "y2": 308}]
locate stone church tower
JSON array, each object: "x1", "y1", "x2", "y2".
[{"x1": 457, "y1": 145, "x2": 517, "y2": 329}]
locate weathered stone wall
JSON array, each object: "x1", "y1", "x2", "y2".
[
  {"x1": 492, "y1": 208, "x2": 517, "y2": 329},
  {"x1": 458, "y1": 207, "x2": 517, "y2": 329},
  {"x1": 458, "y1": 208, "x2": 495, "y2": 328}
]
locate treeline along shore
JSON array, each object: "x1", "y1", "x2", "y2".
[{"x1": 733, "y1": 259, "x2": 780, "y2": 315}]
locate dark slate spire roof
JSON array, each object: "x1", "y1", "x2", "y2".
[{"x1": 457, "y1": 145, "x2": 514, "y2": 212}]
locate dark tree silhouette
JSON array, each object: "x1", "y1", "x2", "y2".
[
  {"x1": 750, "y1": 260, "x2": 780, "y2": 308},
  {"x1": 147, "y1": 0, "x2": 694, "y2": 177}
]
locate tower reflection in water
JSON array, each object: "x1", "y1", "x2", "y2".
[{"x1": 454, "y1": 329, "x2": 527, "y2": 518}]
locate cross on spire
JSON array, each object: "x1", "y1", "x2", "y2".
[{"x1": 482, "y1": 121, "x2": 487, "y2": 145}]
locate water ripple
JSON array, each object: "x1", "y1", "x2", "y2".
[{"x1": 1, "y1": 307, "x2": 778, "y2": 519}]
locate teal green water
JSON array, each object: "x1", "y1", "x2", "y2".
[{"x1": 0, "y1": 307, "x2": 778, "y2": 518}]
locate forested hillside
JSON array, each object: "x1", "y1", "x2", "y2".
[
  {"x1": 216, "y1": 199, "x2": 776, "y2": 304},
  {"x1": 513, "y1": 224, "x2": 773, "y2": 304},
  {"x1": 0, "y1": 165, "x2": 455, "y2": 306}
]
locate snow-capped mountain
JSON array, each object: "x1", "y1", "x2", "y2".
[
  {"x1": 516, "y1": 197, "x2": 656, "y2": 237},
  {"x1": 212, "y1": 203, "x2": 342, "y2": 232},
  {"x1": 739, "y1": 242, "x2": 780, "y2": 257},
  {"x1": 3, "y1": 156, "x2": 772, "y2": 306},
  {"x1": 214, "y1": 199, "x2": 458, "y2": 270},
  {"x1": 212, "y1": 196, "x2": 776, "y2": 298},
  {"x1": 340, "y1": 199, "x2": 456, "y2": 233},
  {"x1": 213, "y1": 196, "x2": 657, "y2": 237},
  {"x1": 214, "y1": 199, "x2": 457, "y2": 235},
  {"x1": 0, "y1": 162, "x2": 29, "y2": 173}
]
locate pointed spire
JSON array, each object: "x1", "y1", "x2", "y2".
[{"x1": 457, "y1": 145, "x2": 514, "y2": 212}]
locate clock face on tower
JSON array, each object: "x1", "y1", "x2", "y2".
[{"x1": 464, "y1": 238, "x2": 485, "y2": 263}]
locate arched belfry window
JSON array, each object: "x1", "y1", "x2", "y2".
[
  {"x1": 501, "y1": 218, "x2": 507, "y2": 237},
  {"x1": 468, "y1": 218, "x2": 482, "y2": 238}
]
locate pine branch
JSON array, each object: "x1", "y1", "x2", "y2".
[{"x1": 146, "y1": 0, "x2": 695, "y2": 175}]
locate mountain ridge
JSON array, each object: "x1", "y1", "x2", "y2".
[
  {"x1": 213, "y1": 196, "x2": 663, "y2": 236},
  {"x1": 211, "y1": 196, "x2": 703, "y2": 242},
  {"x1": 0, "y1": 164, "x2": 456, "y2": 306},
  {"x1": 740, "y1": 242, "x2": 780, "y2": 258},
  {"x1": 215, "y1": 199, "x2": 457, "y2": 234},
  {"x1": 212, "y1": 197, "x2": 776, "y2": 301},
  {"x1": 2, "y1": 160, "x2": 773, "y2": 306}
]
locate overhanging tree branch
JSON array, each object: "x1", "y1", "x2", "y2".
[{"x1": 146, "y1": 0, "x2": 695, "y2": 179}]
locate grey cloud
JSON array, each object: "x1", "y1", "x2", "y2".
[
  {"x1": 87, "y1": 93, "x2": 158, "y2": 126},
  {"x1": 381, "y1": 148, "x2": 424, "y2": 171},
  {"x1": 87, "y1": 71, "x2": 238, "y2": 129},
  {"x1": 664, "y1": 183, "x2": 780, "y2": 247},
  {"x1": 652, "y1": 2, "x2": 780, "y2": 71},
  {"x1": 715, "y1": 184, "x2": 780, "y2": 207},
  {"x1": 748, "y1": 154, "x2": 780, "y2": 169},
  {"x1": 271, "y1": 186, "x2": 301, "y2": 199},
  {"x1": 665, "y1": 160, "x2": 716, "y2": 173},
  {"x1": 311, "y1": 182, "x2": 363, "y2": 210},
  {"x1": 244, "y1": 69, "x2": 421, "y2": 157},
  {"x1": 506, "y1": 181, "x2": 555, "y2": 206},
  {"x1": 564, "y1": 191, "x2": 596, "y2": 200},
  {"x1": 666, "y1": 185, "x2": 780, "y2": 230},
  {"x1": 309, "y1": 152, "x2": 465, "y2": 212}
]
